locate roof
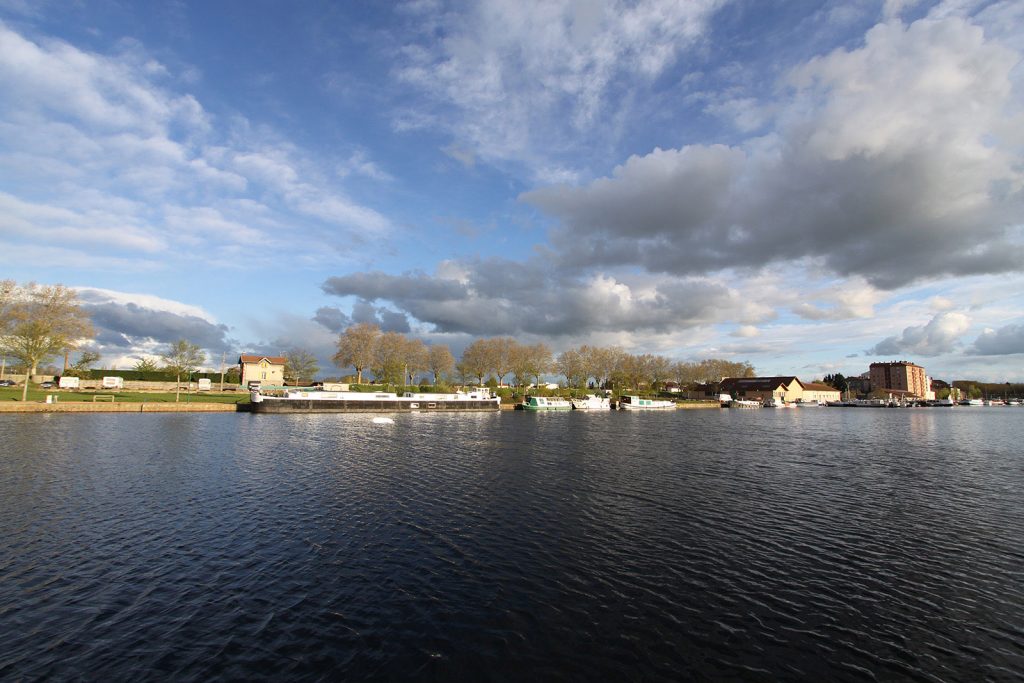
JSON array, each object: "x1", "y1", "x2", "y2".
[
  {"x1": 239, "y1": 355, "x2": 287, "y2": 364},
  {"x1": 802, "y1": 382, "x2": 839, "y2": 392},
  {"x1": 720, "y1": 376, "x2": 805, "y2": 391}
]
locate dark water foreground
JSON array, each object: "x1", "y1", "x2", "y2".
[{"x1": 1, "y1": 409, "x2": 1022, "y2": 681}]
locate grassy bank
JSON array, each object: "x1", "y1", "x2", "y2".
[{"x1": 0, "y1": 387, "x2": 250, "y2": 404}]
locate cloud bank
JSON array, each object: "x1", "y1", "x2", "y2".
[{"x1": 523, "y1": 16, "x2": 1024, "y2": 288}]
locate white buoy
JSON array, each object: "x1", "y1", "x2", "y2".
[{"x1": 372, "y1": 417, "x2": 395, "y2": 424}]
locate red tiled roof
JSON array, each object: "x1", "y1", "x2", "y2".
[
  {"x1": 720, "y1": 376, "x2": 805, "y2": 391},
  {"x1": 239, "y1": 355, "x2": 286, "y2": 364},
  {"x1": 802, "y1": 382, "x2": 839, "y2": 392}
]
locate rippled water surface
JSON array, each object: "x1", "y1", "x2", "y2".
[{"x1": 1, "y1": 409, "x2": 1023, "y2": 681}]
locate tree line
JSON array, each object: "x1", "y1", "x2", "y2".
[{"x1": 331, "y1": 323, "x2": 755, "y2": 392}]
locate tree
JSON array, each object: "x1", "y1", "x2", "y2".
[
  {"x1": 489, "y1": 337, "x2": 517, "y2": 387},
  {"x1": 427, "y1": 344, "x2": 455, "y2": 385},
  {"x1": 556, "y1": 347, "x2": 586, "y2": 388},
  {"x1": 284, "y1": 348, "x2": 320, "y2": 385},
  {"x1": 64, "y1": 349, "x2": 101, "y2": 378},
  {"x1": 588, "y1": 346, "x2": 626, "y2": 390},
  {"x1": 333, "y1": 323, "x2": 379, "y2": 384},
  {"x1": 0, "y1": 283, "x2": 95, "y2": 401},
  {"x1": 162, "y1": 339, "x2": 205, "y2": 402},
  {"x1": 133, "y1": 357, "x2": 160, "y2": 372},
  {"x1": 372, "y1": 331, "x2": 410, "y2": 386},
  {"x1": 512, "y1": 342, "x2": 552, "y2": 388},
  {"x1": 641, "y1": 354, "x2": 673, "y2": 391},
  {"x1": 460, "y1": 339, "x2": 492, "y2": 386},
  {"x1": 404, "y1": 338, "x2": 429, "y2": 385},
  {"x1": 823, "y1": 373, "x2": 848, "y2": 393}
]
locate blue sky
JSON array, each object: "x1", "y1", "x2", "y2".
[{"x1": 1, "y1": 0, "x2": 1022, "y2": 382}]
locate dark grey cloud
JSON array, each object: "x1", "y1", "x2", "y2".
[
  {"x1": 321, "y1": 258, "x2": 741, "y2": 337},
  {"x1": 323, "y1": 272, "x2": 465, "y2": 303},
  {"x1": 312, "y1": 306, "x2": 350, "y2": 333},
  {"x1": 522, "y1": 18, "x2": 1024, "y2": 290},
  {"x1": 970, "y1": 323, "x2": 1024, "y2": 356},
  {"x1": 84, "y1": 302, "x2": 232, "y2": 352},
  {"x1": 346, "y1": 298, "x2": 411, "y2": 333},
  {"x1": 867, "y1": 312, "x2": 970, "y2": 357}
]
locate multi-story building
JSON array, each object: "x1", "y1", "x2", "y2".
[{"x1": 869, "y1": 361, "x2": 928, "y2": 398}]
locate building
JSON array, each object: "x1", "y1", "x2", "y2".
[
  {"x1": 869, "y1": 361, "x2": 928, "y2": 398},
  {"x1": 801, "y1": 382, "x2": 841, "y2": 404},
  {"x1": 719, "y1": 377, "x2": 805, "y2": 403},
  {"x1": 239, "y1": 355, "x2": 286, "y2": 387}
]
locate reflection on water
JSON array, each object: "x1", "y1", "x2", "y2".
[{"x1": 1, "y1": 409, "x2": 1022, "y2": 681}]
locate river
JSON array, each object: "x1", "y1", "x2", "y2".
[{"x1": 1, "y1": 408, "x2": 1022, "y2": 681}]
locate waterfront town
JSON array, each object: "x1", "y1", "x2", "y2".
[{"x1": 2, "y1": 281, "x2": 1021, "y2": 410}]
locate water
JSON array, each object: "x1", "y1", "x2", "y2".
[{"x1": 1, "y1": 409, "x2": 1022, "y2": 681}]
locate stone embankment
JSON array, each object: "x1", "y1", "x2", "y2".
[{"x1": 0, "y1": 402, "x2": 246, "y2": 413}]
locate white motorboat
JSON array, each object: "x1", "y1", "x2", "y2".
[
  {"x1": 618, "y1": 395, "x2": 676, "y2": 410},
  {"x1": 570, "y1": 394, "x2": 611, "y2": 410}
]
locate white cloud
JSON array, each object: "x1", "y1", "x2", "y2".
[
  {"x1": 523, "y1": 15, "x2": 1024, "y2": 288},
  {"x1": 394, "y1": 0, "x2": 724, "y2": 176},
  {"x1": 868, "y1": 311, "x2": 972, "y2": 356},
  {"x1": 971, "y1": 322, "x2": 1024, "y2": 355},
  {"x1": 0, "y1": 22, "x2": 389, "y2": 269}
]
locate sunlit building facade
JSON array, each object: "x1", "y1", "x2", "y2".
[{"x1": 869, "y1": 361, "x2": 928, "y2": 398}]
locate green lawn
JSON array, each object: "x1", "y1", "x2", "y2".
[{"x1": 0, "y1": 387, "x2": 250, "y2": 403}]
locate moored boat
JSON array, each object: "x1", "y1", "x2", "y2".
[
  {"x1": 570, "y1": 394, "x2": 611, "y2": 410},
  {"x1": 763, "y1": 397, "x2": 796, "y2": 408},
  {"x1": 249, "y1": 387, "x2": 500, "y2": 413},
  {"x1": 618, "y1": 395, "x2": 675, "y2": 410},
  {"x1": 729, "y1": 399, "x2": 762, "y2": 409},
  {"x1": 523, "y1": 395, "x2": 572, "y2": 411}
]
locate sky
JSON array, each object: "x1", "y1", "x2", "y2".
[{"x1": 1, "y1": 0, "x2": 1022, "y2": 382}]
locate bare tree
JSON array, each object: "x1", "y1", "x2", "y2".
[
  {"x1": 284, "y1": 349, "x2": 320, "y2": 385},
  {"x1": 589, "y1": 346, "x2": 626, "y2": 391},
  {"x1": 460, "y1": 339, "x2": 492, "y2": 386},
  {"x1": 556, "y1": 347, "x2": 586, "y2": 388},
  {"x1": 403, "y1": 338, "x2": 429, "y2": 385},
  {"x1": 333, "y1": 322, "x2": 379, "y2": 384},
  {"x1": 643, "y1": 354, "x2": 673, "y2": 391},
  {"x1": 488, "y1": 337, "x2": 517, "y2": 387},
  {"x1": 513, "y1": 342, "x2": 552, "y2": 388},
  {"x1": 427, "y1": 344, "x2": 455, "y2": 385},
  {"x1": 372, "y1": 331, "x2": 411, "y2": 386},
  {"x1": 0, "y1": 283, "x2": 94, "y2": 401},
  {"x1": 162, "y1": 339, "x2": 205, "y2": 402}
]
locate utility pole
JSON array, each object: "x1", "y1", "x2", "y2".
[{"x1": 219, "y1": 351, "x2": 226, "y2": 391}]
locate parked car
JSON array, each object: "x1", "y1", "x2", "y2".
[
  {"x1": 39, "y1": 381, "x2": 55, "y2": 389},
  {"x1": 0, "y1": 379, "x2": 16, "y2": 387}
]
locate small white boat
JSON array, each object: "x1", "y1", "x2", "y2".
[
  {"x1": 372, "y1": 417, "x2": 394, "y2": 424},
  {"x1": 729, "y1": 399, "x2": 761, "y2": 409},
  {"x1": 795, "y1": 400, "x2": 823, "y2": 407},
  {"x1": 570, "y1": 394, "x2": 611, "y2": 410},
  {"x1": 763, "y1": 397, "x2": 796, "y2": 408},
  {"x1": 523, "y1": 396, "x2": 572, "y2": 411},
  {"x1": 618, "y1": 395, "x2": 675, "y2": 410}
]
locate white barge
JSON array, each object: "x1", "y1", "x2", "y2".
[
  {"x1": 249, "y1": 388, "x2": 500, "y2": 413},
  {"x1": 618, "y1": 395, "x2": 676, "y2": 410}
]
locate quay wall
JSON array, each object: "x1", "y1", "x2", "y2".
[{"x1": 0, "y1": 402, "x2": 244, "y2": 414}]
